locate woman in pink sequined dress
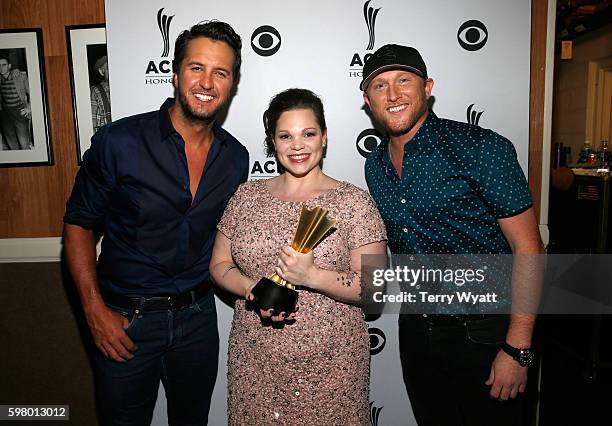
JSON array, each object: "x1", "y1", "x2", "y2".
[{"x1": 210, "y1": 88, "x2": 387, "y2": 425}]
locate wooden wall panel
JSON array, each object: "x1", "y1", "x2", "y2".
[
  {"x1": 529, "y1": 0, "x2": 548, "y2": 221},
  {"x1": 0, "y1": 0, "x2": 105, "y2": 237}
]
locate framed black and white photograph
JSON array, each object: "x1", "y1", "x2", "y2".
[
  {"x1": 0, "y1": 28, "x2": 52, "y2": 167},
  {"x1": 66, "y1": 24, "x2": 110, "y2": 163}
]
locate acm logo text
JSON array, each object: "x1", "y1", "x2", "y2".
[
  {"x1": 349, "y1": 0, "x2": 382, "y2": 78},
  {"x1": 144, "y1": 8, "x2": 175, "y2": 85},
  {"x1": 250, "y1": 159, "x2": 279, "y2": 180}
]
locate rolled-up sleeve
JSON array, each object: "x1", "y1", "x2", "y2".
[{"x1": 64, "y1": 127, "x2": 117, "y2": 229}]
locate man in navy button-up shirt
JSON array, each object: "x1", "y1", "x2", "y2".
[
  {"x1": 63, "y1": 21, "x2": 248, "y2": 425},
  {"x1": 361, "y1": 44, "x2": 543, "y2": 426}
]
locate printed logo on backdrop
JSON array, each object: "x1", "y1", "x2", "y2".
[
  {"x1": 251, "y1": 26, "x2": 281, "y2": 56},
  {"x1": 364, "y1": 0, "x2": 380, "y2": 50},
  {"x1": 457, "y1": 20, "x2": 488, "y2": 51},
  {"x1": 368, "y1": 327, "x2": 386, "y2": 355},
  {"x1": 157, "y1": 8, "x2": 174, "y2": 57},
  {"x1": 466, "y1": 104, "x2": 484, "y2": 126},
  {"x1": 144, "y1": 8, "x2": 175, "y2": 85},
  {"x1": 356, "y1": 129, "x2": 383, "y2": 158},
  {"x1": 369, "y1": 401, "x2": 383, "y2": 426},
  {"x1": 348, "y1": 0, "x2": 382, "y2": 79},
  {"x1": 250, "y1": 159, "x2": 279, "y2": 180}
]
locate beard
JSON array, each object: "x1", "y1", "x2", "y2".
[
  {"x1": 176, "y1": 89, "x2": 220, "y2": 125},
  {"x1": 384, "y1": 100, "x2": 429, "y2": 138}
]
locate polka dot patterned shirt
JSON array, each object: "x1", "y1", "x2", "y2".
[{"x1": 365, "y1": 111, "x2": 532, "y2": 255}]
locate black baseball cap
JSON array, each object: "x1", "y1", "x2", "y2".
[{"x1": 360, "y1": 44, "x2": 427, "y2": 91}]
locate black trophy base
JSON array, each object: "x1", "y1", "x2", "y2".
[{"x1": 251, "y1": 277, "x2": 297, "y2": 315}]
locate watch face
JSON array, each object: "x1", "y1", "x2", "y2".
[{"x1": 518, "y1": 350, "x2": 535, "y2": 367}]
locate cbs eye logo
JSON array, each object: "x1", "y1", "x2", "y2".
[
  {"x1": 356, "y1": 129, "x2": 383, "y2": 158},
  {"x1": 368, "y1": 327, "x2": 386, "y2": 355},
  {"x1": 457, "y1": 20, "x2": 488, "y2": 51},
  {"x1": 251, "y1": 25, "x2": 282, "y2": 57}
]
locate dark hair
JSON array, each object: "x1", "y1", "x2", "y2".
[
  {"x1": 172, "y1": 20, "x2": 242, "y2": 78},
  {"x1": 263, "y1": 88, "x2": 327, "y2": 157}
]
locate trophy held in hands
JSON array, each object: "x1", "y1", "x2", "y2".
[{"x1": 251, "y1": 206, "x2": 336, "y2": 315}]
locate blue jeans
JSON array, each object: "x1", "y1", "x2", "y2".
[
  {"x1": 94, "y1": 294, "x2": 219, "y2": 426},
  {"x1": 399, "y1": 315, "x2": 534, "y2": 426}
]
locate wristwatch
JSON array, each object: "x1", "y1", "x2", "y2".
[{"x1": 501, "y1": 342, "x2": 536, "y2": 367}]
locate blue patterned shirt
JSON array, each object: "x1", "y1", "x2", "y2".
[{"x1": 365, "y1": 111, "x2": 532, "y2": 255}]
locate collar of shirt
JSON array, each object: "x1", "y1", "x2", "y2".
[{"x1": 376, "y1": 110, "x2": 440, "y2": 180}]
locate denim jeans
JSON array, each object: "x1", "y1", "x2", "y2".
[
  {"x1": 399, "y1": 315, "x2": 533, "y2": 426},
  {"x1": 94, "y1": 293, "x2": 219, "y2": 426}
]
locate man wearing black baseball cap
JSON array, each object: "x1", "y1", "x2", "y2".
[{"x1": 362, "y1": 44, "x2": 543, "y2": 425}]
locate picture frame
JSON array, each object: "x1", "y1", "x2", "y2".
[
  {"x1": 0, "y1": 28, "x2": 52, "y2": 167},
  {"x1": 66, "y1": 24, "x2": 109, "y2": 163}
]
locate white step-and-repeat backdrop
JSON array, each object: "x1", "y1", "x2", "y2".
[{"x1": 104, "y1": 1, "x2": 531, "y2": 424}]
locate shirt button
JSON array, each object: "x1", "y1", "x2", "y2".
[
  {"x1": 401, "y1": 198, "x2": 406, "y2": 203},
  {"x1": 403, "y1": 228, "x2": 408, "y2": 233}
]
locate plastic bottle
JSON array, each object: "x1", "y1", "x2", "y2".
[
  {"x1": 578, "y1": 140, "x2": 594, "y2": 164},
  {"x1": 597, "y1": 140, "x2": 609, "y2": 166}
]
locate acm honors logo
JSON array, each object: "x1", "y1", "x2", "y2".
[
  {"x1": 368, "y1": 327, "x2": 385, "y2": 426},
  {"x1": 467, "y1": 104, "x2": 484, "y2": 126},
  {"x1": 349, "y1": 0, "x2": 382, "y2": 78},
  {"x1": 249, "y1": 158, "x2": 279, "y2": 180},
  {"x1": 144, "y1": 8, "x2": 175, "y2": 85},
  {"x1": 370, "y1": 401, "x2": 384, "y2": 426}
]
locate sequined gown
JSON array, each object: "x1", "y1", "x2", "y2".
[{"x1": 217, "y1": 179, "x2": 387, "y2": 426}]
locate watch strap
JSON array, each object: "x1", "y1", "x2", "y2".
[{"x1": 501, "y1": 342, "x2": 535, "y2": 367}]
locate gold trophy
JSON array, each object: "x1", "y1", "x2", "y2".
[{"x1": 252, "y1": 206, "x2": 336, "y2": 315}]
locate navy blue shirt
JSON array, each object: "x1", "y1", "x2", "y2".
[
  {"x1": 365, "y1": 112, "x2": 532, "y2": 255},
  {"x1": 64, "y1": 98, "x2": 249, "y2": 296}
]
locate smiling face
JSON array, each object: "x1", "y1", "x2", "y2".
[
  {"x1": 364, "y1": 70, "x2": 433, "y2": 140},
  {"x1": 273, "y1": 108, "x2": 327, "y2": 178},
  {"x1": 173, "y1": 36, "x2": 235, "y2": 124}
]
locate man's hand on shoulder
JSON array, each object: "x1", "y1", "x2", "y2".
[{"x1": 85, "y1": 303, "x2": 137, "y2": 362}]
